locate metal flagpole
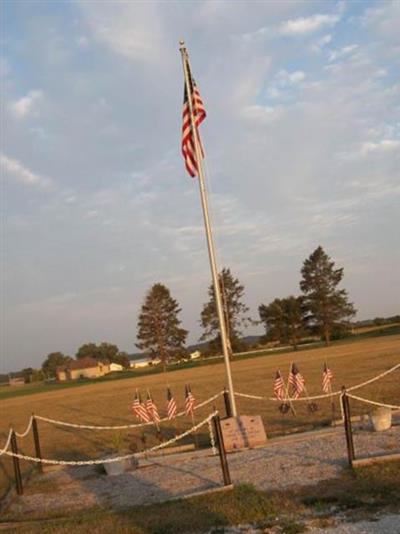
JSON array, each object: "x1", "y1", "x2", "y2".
[{"x1": 179, "y1": 40, "x2": 237, "y2": 417}]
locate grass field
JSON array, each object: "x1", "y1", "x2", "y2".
[{"x1": 0, "y1": 334, "x2": 399, "y2": 501}]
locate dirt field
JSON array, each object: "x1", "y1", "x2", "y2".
[{"x1": 1, "y1": 335, "x2": 399, "y2": 500}]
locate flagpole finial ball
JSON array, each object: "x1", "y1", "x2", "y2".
[{"x1": 179, "y1": 39, "x2": 185, "y2": 47}]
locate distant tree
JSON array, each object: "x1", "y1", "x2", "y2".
[
  {"x1": 21, "y1": 367, "x2": 34, "y2": 384},
  {"x1": 112, "y1": 351, "x2": 130, "y2": 369},
  {"x1": 76, "y1": 343, "x2": 102, "y2": 360},
  {"x1": 300, "y1": 246, "x2": 356, "y2": 345},
  {"x1": 200, "y1": 267, "x2": 251, "y2": 355},
  {"x1": 259, "y1": 296, "x2": 305, "y2": 350},
  {"x1": 259, "y1": 299, "x2": 285, "y2": 344},
  {"x1": 42, "y1": 352, "x2": 73, "y2": 378},
  {"x1": 76, "y1": 342, "x2": 119, "y2": 360},
  {"x1": 136, "y1": 283, "x2": 188, "y2": 371}
]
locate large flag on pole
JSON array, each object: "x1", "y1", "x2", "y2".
[
  {"x1": 181, "y1": 63, "x2": 206, "y2": 177},
  {"x1": 179, "y1": 41, "x2": 237, "y2": 417}
]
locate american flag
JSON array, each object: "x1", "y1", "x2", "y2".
[
  {"x1": 166, "y1": 387, "x2": 177, "y2": 420},
  {"x1": 146, "y1": 390, "x2": 160, "y2": 424},
  {"x1": 322, "y1": 362, "x2": 334, "y2": 393},
  {"x1": 288, "y1": 363, "x2": 305, "y2": 399},
  {"x1": 181, "y1": 59, "x2": 206, "y2": 177},
  {"x1": 132, "y1": 390, "x2": 150, "y2": 422},
  {"x1": 273, "y1": 371, "x2": 285, "y2": 401},
  {"x1": 185, "y1": 384, "x2": 196, "y2": 415}
]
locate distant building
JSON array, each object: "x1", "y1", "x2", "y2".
[
  {"x1": 129, "y1": 357, "x2": 161, "y2": 369},
  {"x1": 56, "y1": 357, "x2": 110, "y2": 381},
  {"x1": 8, "y1": 376, "x2": 25, "y2": 386},
  {"x1": 189, "y1": 350, "x2": 201, "y2": 360},
  {"x1": 109, "y1": 362, "x2": 124, "y2": 372}
]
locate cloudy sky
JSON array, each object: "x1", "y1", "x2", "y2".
[{"x1": 2, "y1": 0, "x2": 399, "y2": 372}]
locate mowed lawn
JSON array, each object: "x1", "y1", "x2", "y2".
[{"x1": 1, "y1": 335, "x2": 399, "y2": 500}]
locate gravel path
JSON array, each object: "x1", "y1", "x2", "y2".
[
  {"x1": 308, "y1": 513, "x2": 400, "y2": 533},
  {"x1": 6, "y1": 425, "x2": 400, "y2": 514}
]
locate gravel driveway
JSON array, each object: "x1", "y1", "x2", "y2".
[{"x1": 6, "y1": 424, "x2": 400, "y2": 515}]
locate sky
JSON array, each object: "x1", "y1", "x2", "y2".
[{"x1": 1, "y1": 0, "x2": 399, "y2": 373}]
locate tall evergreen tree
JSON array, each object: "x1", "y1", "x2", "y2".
[
  {"x1": 136, "y1": 283, "x2": 188, "y2": 371},
  {"x1": 300, "y1": 246, "x2": 356, "y2": 345},
  {"x1": 200, "y1": 267, "x2": 251, "y2": 354},
  {"x1": 259, "y1": 296, "x2": 305, "y2": 350}
]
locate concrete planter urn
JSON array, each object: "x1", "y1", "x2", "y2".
[
  {"x1": 103, "y1": 455, "x2": 138, "y2": 476},
  {"x1": 370, "y1": 407, "x2": 392, "y2": 432}
]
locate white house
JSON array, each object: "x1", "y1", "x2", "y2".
[
  {"x1": 189, "y1": 350, "x2": 201, "y2": 360},
  {"x1": 129, "y1": 357, "x2": 162, "y2": 369},
  {"x1": 109, "y1": 362, "x2": 124, "y2": 372}
]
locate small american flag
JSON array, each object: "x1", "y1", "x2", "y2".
[
  {"x1": 181, "y1": 59, "x2": 206, "y2": 177},
  {"x1": 166, "y1": 387, "x2": 177, "y2": 420},
  {"x1": 146, "y1": 390, "x2": 160, "y2": 424},
  {"x1": 322, "y1": 362, "x2": 333, "y2": 393},
  {"x1": 288, "y1": 363, "x2": 305, "y2": 399},
  {"x1": 185, "y1": 384, "x2": 195, "y2": 415},
  {"x1": 132, "y1": 390, "x2": 150, "y2": 423},
  {"x1": 273, "y1": 371, "x2": 285, "y2": 401}
]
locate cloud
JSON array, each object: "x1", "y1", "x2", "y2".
[
  {"x1": 11, "y1": 90, "x2": 43, "y2": 118},
  {"x1": 266, "y1": 69, "x2": 306, "y2": 99},
  {"x1": 339, "y1": 139, "x2": 400, "y2": 160},
  {"x1": 78, "y1": 1, "x2": 169, "y2": 64},
  {"x1": 279, "y1": 14, "x2": 339, "y2": 35},
  {"x1": 0, "y1": 153, "x2": 51, "y2": 188},
  {"x1": 328, "y1": 44, "x2": 358, "y2": 62}
]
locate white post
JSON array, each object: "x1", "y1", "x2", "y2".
[{"x1": 179, "y1": 40, "x2": 237, "y2": 416}]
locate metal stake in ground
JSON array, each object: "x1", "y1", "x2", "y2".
[
  {"x1": 341, "y1": 386, "x2": 355, "y2": 467},
  {"x1": 212, "y1": 413, "x2": 232, "y2": 486},
  {"x1": 223, "y1": 387, "x2": 233, "y2": 418},
  {"x1": 10, "y1": 429, "x2": 23, "y2": 495},
  {"x1": 32, "y1": 415, "x2": 43, "y2": 473}
]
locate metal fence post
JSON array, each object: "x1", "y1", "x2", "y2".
[
  {"x1": 223, "y1": 388, "x2": 233, "y2": 418},
  {"x1": 341, "y1": 386, "x2": 355, "y2": 467},
  {"x1": 212, "y1": 414, "x2": 232, "y2": 486},
  {"x1": 32, "y1": 415, "x2": 43, "y2": 473},
  {"x1": 10, "y1": 429, "x2": 23, "y2": 495}
]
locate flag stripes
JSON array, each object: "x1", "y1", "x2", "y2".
[
  {"x1": 273, "y1": 371, "x2": 285, "y2": 401},
  {"x1": 146, "y1": 390, "x2": 160, "y2": 424},
  {"x1": 181, "y1": 60, "x2": 206, "y2": 177},
  {"x1": 322, "y1": 363, "x2": 334, "y2": 393},
  {"x1": 288, "y1": 363, "x2": 305, "y2": 399},
  {"x1": 167, "y1": 387, "x2": 178, "y2": 420},
  {"x1": 132, "y1": 390, "x2": 150, "y2": 422},
  {"x1": 185, "y1": 384, "x2": 196, "y2": 415}
]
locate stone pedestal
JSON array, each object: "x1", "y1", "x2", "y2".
[{"x1": 220, "y1": 415, "x2": 267, "y2": 451}]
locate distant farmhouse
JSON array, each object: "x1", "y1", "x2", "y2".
[
  {"x1": 56, "y1": 357, "x2": 110, "y2": 381},
  {"x1": 129, "y1": 356, "x2": 161, "y2": 369}
]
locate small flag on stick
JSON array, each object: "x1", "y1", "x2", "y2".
[
  {"x1": 288, "y1": 363, "x2": 305, "y2": 399},
  {"x1": 146, "y1": 390, "x2": 161, "y2": 425},
  {"x1": 181, "y1": 60, "x2": 206, "y2": 177},
  {"x1": 166, "y1": 387, "x2": 177, "y2": 420},
  {"x1": 273, "y1": 371, "x2": 285, "y2": 401},
  {"x1": 322, "y1": 362, "x2": 333, "y2": 393},
  {"x1": 132, "y1": 390, "x2": 150, "y2": 423},
  {"x1": 185, "y1": 384, "x2": 196, "y2": 415}
]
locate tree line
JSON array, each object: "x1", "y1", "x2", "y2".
[
  {"x1": 136, "y1": 245, "x2": 356, "y2": 368},
  {"x1": 36, "y1": 245, "x2": 355, "y2": 378}
]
